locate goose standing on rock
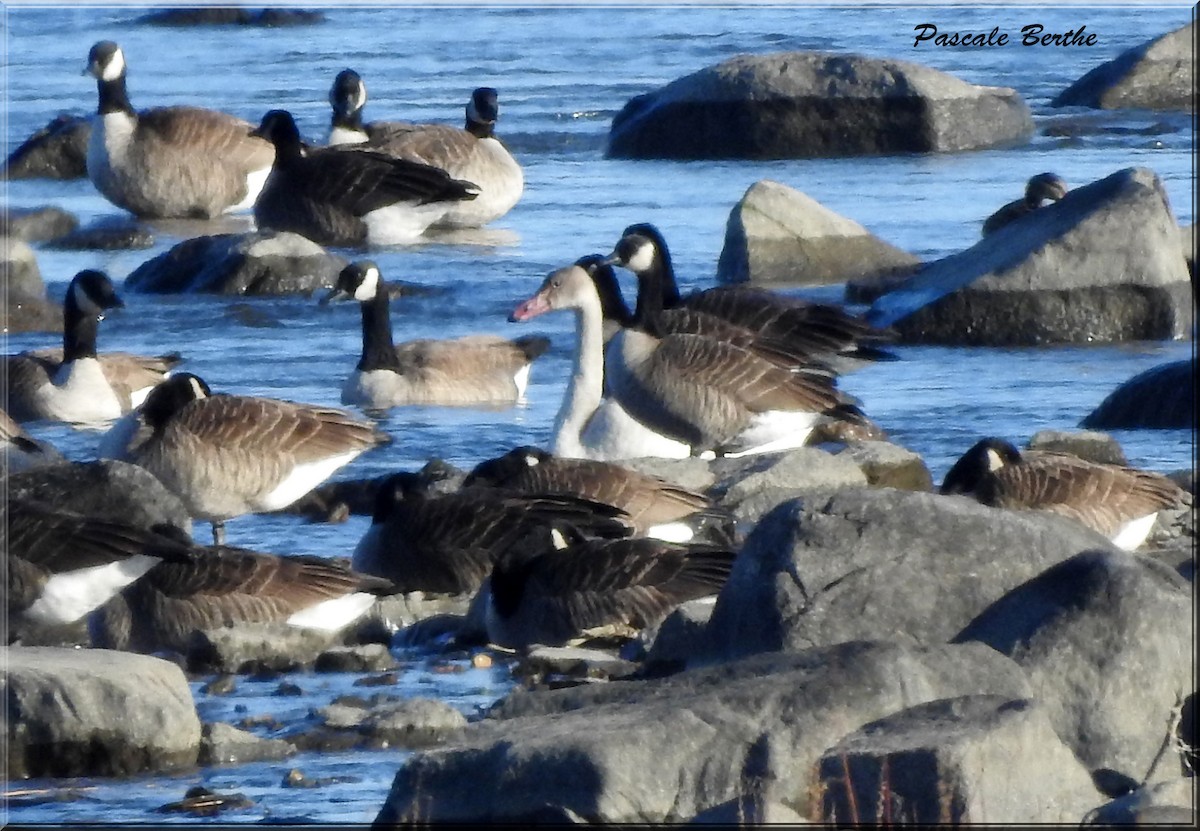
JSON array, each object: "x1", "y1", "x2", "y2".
[
  {"x1": 109, "y1": 372, "x2": 390, "y2": 545},
  {"x1": 2, "y1": 498, "x2": 195, "y2": 638},
  {"x1": 250, "y1": 109, "x2": 479, "y2": 247},
  {"x1": 482, "y1": 522, "x2": 737, "y2": 650},
  {"x1": 606, "y1": 223, "x2": 898, "y2": 374},
  {"x1": 465, "y1": 446, "x2": 734, "y2": 544},
  {"x1": 512, "y1": 257, "x2": 872, "y2": 459},
  {"x1": 322, "y1": 261, "x2": 550, "y2": 408},
  {"x1": 2, "y1": 270, "x2": 179, "y2": 426},
  {"x1": 981, "y1": 173, "x2": 1068, "y2": 237},
  {"x1": 327, "y1": 73, "x2": 523, "y2": 228},
  {"x1": 84, "y1": 41, "x2": 275, "y2": 219},
  {"x1": 90, "y1": 526, "x2": 395, "y2": 655},
  {"x1": 940, "y1": 437, "x2": 1188, "y2": 550}
]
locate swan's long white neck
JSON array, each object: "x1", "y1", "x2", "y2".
[{"x1": 552, "y1": 293, "x2": 605, "y2": 457}]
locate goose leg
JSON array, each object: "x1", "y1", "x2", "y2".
[{"x1": 212, "y1": 521, "x2": 226, "y2": 547}]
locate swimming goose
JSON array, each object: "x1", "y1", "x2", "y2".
[
  {"x1": 113, "y1": 372, "x2": 390, "y2": 545},
  {"x1": 482, "y1": 523, "x2": 736, "y2": 650},
  {"x1": 981, "y1": 173, "x2": 1068, "y2": 237},
  {"x1": 464, "y1": 446, "x2": 734, "y2": 544},
  {"x1": 940, "y1": 437, "x2": 1188, "y2": 550},
  {"x1": 90, "y1": 528, "x2": 395, "y2": 654},
  {"x1": 1, "y1": 270, "x2": 178, "y2": 426},
  {"x1": 327, "y1": 75, "x2": 523, "y2": 228},
  {"x1": 607, "y1": 223, "x2": 898, "y2": 373},
  {"x1": 2, "y1": 497, "x2": 194, "y2": 635},
  {"x1": 84, "y1": 41, "x2": 275, "y2": 219},
  {"x1": 1, "y1": 408, "x2": 63, "y2": 473},
  {"x1": 321, "y1": 260, "x2": 550, "y2": 408},
  {"x1": 512, "y1": 258, "x2": 871, "y2": 458},
  {"x1": 250, "y1": 109, "x2": 479, "y2": 247},
  {"x1": 352, "y1": 468, "x2": 634, "y2": 595}
]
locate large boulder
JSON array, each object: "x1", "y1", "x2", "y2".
[
  {"x1": 863, "y1": 167, "x2": 1192, "y2": 345},
  {"x1": 2, "y1": 235, "x2": 44, "y2": 299},
  {"x1": 715, "y1": 180, "x2": 921, "y2": 287},
  {"x1": 815, "y1": 695, "x2": 1100, "y2": 824},
  {"x1": 124, "y1": 231, "x2": 348, "y2": 296},
  {"x1": 2, "y1": 646, "x2": 201, "y2": 777},
  {"x1": 1052, "y1": 22, "x2": 1196, "y2": 111},
  {"x1": 607, "y1": 52, "x2": 1033, "y2": 160},
  {"x1": 1080, "y1": 358, "x2": 1195, "y2": 429},
  {"x1": 701, "y1": 487, "x2": 1121, "y2": 662},
  {"x1": 373, "y1": 640, "x2": 1034, "y2": 824},
  {"x1": 3, "y1": 206, "x2": 79, "y2": 243},
  {"x1": 1, "y1": 114, "x2": 91, "y2": 180},
  {"x1": 954, "y1": 550, "x2": 1193, "y2": 789}
]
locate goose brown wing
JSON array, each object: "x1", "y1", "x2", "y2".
[
  {"x1": 368, "y1": 124, "x2": 479, "y2": 170},
  {"x1": 655, "y1": 307, "x2": 836, "y2": 371},
  {"x1": 137, "y1": 107, "x2": 275, "y2": 171},
  {"x1": 169, "y1": 395, "x2": 386, "y2": 464},
  {"x1": 395, "y1": 335, "x2": 547, "y2": 376},
  {"x1": 1, "y1": 354, "x2": 56, "y2": 420},
  {"x1": 981, "y1": 198, "x2": 1030, "y2": 236},
  {"x1": 299, "y1": 146, "x2": 476, "y2": 215}
]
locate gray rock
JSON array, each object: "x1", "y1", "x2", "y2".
[
  {"x1": 349, "y1": 591, "x2": 474, "y2": 644},
  {"x1": 607, "y1": 52, "x2": 1032, "y2": 160},
  {"x1": 185, "y1": 623, "x2": 345, "y2": 674},
  {"x1": 833, "y1": 440, "x2": 934, "y2": 491},
  {"x1": 124, "y1": 231, "x2": 349, "y2": 296},
  {"x1": 2, "y1": 646, "x2": 200, "y2": 777},
  {"x1": 641, "y1": 597, "x2": 718, "y2": 670},
  {"x1": 360, "y1": 698, "x2": 468, "y2": 747},
  {"x1": 3, "y1": 206, "x2": 79, "y2": 242},
  {"x1": 863, "y1": 167, "x2": 1192, "y2": 345},
  {"x1": 375, "y1": 640, "x2": 1031, "y2": 824},
  {"x1": 313, "y1": 643, "x2": 398, "y2": 673},
  {"x1": 689, "y1": 796, "x2": 810, "y2": 824},
  {"x1": 1, "y1": 114, "x2": 90, "y2": 180},
  {"x1": 2, "y1": 235, "x2": 44, "y2": 298},
  {"x1": 4, "y1": 460, "x2": 193, "y2": 533},
  {"x1": 815, "y1": 695, "x2": 1100, "y2": 824},
  {"x1": 46, "y1": 218, "x2": 156, "y2": 251},
  {"x1": 618, "y1": 456, "x2": 717, "y2": 493},
  {"x1": 716, "y1": 180, "x2": 921, "y2": 287},
  {"x1": 1053, "y1": 23, "x2": 1195, "y2": 111},
  {"x1": 955, "y1": 550, "x2": 1192, "y2": 789},
  {"x1": 518, "y1": 645, "x2": 637, "y2": 681},
  {"x1": 198, "y1": 721, "x2": 295, "y2": 766},
  {"x1": 1026, "y1": 429, "x2": 1128, "y2": 465},
  {"x1": 703, "y1": 488, "x2": 1120, "y2": 662},
  {"x1": 1081, "y1": 359, "x2": 1195, "y2": 429},
  {"x1": 1085, "y1": 778, "x2": 1198, "y2": 825},
  {"x1": 1140, "y1": 541, "x2": 1194, "y2": 582}
]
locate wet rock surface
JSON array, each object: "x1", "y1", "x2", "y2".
[
  {"x1": 1, "y1": 114, "x2": 91, "y2": 180},
  {"x1": 1081, "y1": 358, "x2": 1195, "y2": 430},
  {"x1": 1053, "y1": 22, "x2": 1195, "y2": 111}
]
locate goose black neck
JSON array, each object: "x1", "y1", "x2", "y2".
[
  {"x1": 332, "y1": 110, "x2": 364, "y2": 131},
  {"x1": 632, "y1": 267, "x2": 669, "y2": 336},
  {"x1": 466, "y1": 119, "x2": 494, "y2": 139},
  {"x1": 358, "y1": 285, "x2": 402, "y2": 372},
  {"x1": 646, "y1": 235, "x2": 682, "y2": 308},
  {"x1": 591, "y1": 267, "x2": 634, "y2": 327},
  {"x1": 96, "y1": 76, "x2": 134, "y2": 117},
  {"x1": 61, "y1": 294, "x2": 100, "y2": 361}
]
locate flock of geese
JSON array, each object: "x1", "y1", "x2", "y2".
[{"x1": 2, "y1": 41, "x2": 1187, "y2": 659}]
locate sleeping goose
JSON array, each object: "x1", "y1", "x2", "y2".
[
  {"x1": 940, "y1": 437, "x2": 1188, "y2": 550},
  {"x1": 112, "y1": 372, "x2": 390, "y2": 545},
  {"x1": 512, "y1": 257, "x2": 871, "y2": 459},
  {"x1": 481, "y1": 522, "x2": 737, "y2": 650},
  {"x1": 90, "y1": 528, "x2": 395, "y2": 654},
  {"x1": 2, "y1": 497, "x2": 194, "y2": 637},
  {"x1": 352, "y1": 467, "x2": 634, "y2": 595},
  {"x1": 2, "y1": 270, "x2": 179, "y2": 426},
  {"x1": 321, "y1": 260, "x2": 550, "y2": 408},
  {"x1": 607, "y1": 223, "x2": 898, "y2": 373},
  {"x1": 84, "y1": 40, "x2": 275, "y2": 219},
  {"x1": 981, "y1": 173, "x2": 1068, "y2": 237},
  {"x1": 250, "y1": 109, "x2": 479, "y2": 247},
  {"x1": 327, "y1": 74, "x2": 523, "y2": 228},
  {"x1": 464, "y1": 446, "x2": 734, "y2": 544}
]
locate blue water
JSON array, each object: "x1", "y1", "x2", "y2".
[{"x1": 2, "y1": 3, "x2": 1195, "y2": 823}]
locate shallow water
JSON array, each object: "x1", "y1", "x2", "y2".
[{"x1": 2, "y1": 3, "x2": 1195, "y2": 823}]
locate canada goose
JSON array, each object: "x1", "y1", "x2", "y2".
[
  {"x1": 2, "y1": 497, "x2": 194, "y2": 635},
  {"x1": 606, "y1": 223, "x2": 898, "y2": 373},
  {"x1": 352, "y1": 467, "x2": 634, "y2": 595},
  {"x1": 90, "y1": 527, "x2": 395, "y2": 654},
  {"x1": 321, "y1": 260, "x2": 550, "y2": 408},
  {"x1": 112, "y1": 372, "x2": 390, "y2": 545},
  {"x1": 327, "y1": 75, "x2": 523, "y2": 228},
  {"x1": 981, "y1": 173, "x2": 1068, "y2": 237},
  {"x1": 482, "y1": 523, "x2": 736, "y2": 650},
  {"x1": 1, "y1": 408, "x2": 63, "y2": 473},
  {"x1": 83, "y1": 41, "x2": 275, "y2": 219},
  {"x1": 250, "y1": 109, "x2": 479, "y2": 247},
  {"x1": 940, "y1": 437, "x2": 1188, "y2": 550},
  {"x1": 1, "y1": 270, "x2": 179, "y2": 426},
  {"x1": 464, "y1": 446, "x2": 734, "y2": 544},
  {"x1": 512, "y1": 258, "x2": 871, "y2": 458}
]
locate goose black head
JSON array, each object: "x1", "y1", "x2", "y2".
[
  {"x1": 67, "y1": 270, "x2": 124, "y2": 318},
  {"x1": 464, "y1": 446, "x2": 550, "y2": 488},
  {"x1": 329, "y1": 69, "x2": 367, "y2": 118},
  {"x1": 467, "y1": 87, "x2": 499, "y2": 126},
  {"x1": 85, "y1": 41, "x2": 124, "y2": 81},
  {"x1": 940, "y1": 437, "x2": 1023, "y2": 496},
  {"x1": 251, "y1": 110, "x2": 303, "y2": 152},
  {"x1": 140, "y1": 372, "x2": 212, "y2": 432},
  {"x1": 1026, "y1": 172, "x2": 1068, "y2": 205},
  {"x1": 322, "y1": 260, "x2": 383, "y2": 305}
]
